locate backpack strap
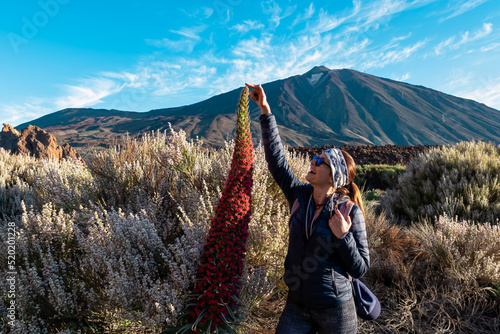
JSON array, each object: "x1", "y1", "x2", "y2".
[
  {"x1": 338, "y1": 200, "x2": 355, "y2": 221},
  {"x1": 330, "y1": 195, "x2": 354, "y2": 220},
  {"x1": 288, "y1": 198, "x2": 300, "y2": 227},
  {"x1": 337, "y1": 199, "x2": 355, "y2": 282}
]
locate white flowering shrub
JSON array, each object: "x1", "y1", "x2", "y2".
[
  {"x1": 0, "y1": 148, "x2": 97, "y2": 221},
  {"x1": 1, "y1": 203, "x2": 87, "y2": 334},
  {"x1": 86, "y1": 132, "x2": 172, "y2": 212},
  {"x1": 380, "y1": 140, "x2": 500, "y2": 225},
  {"x1": 86, "y1": 128, "x2": 214, "y2": 244},
  {"x1": 31, "y1": 158, "x2": 96, "y2": 213},
  {"x1": 0, "y1": 148, "x2": 37, "y2": 220},
  {"x1": 77, "y1": 207, "x2": 181, "y2": 329},
  {"x1": 0, "y1": 203, "x2": 183, "y2": 333}
]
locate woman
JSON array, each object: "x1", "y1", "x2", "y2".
[{"x1": 245, "y1": 83, "x2": 370, "y2": 334}]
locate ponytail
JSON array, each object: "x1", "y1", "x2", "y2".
[
  {"x1": 334, "y1": 150, "x2": 365, "y2": 217},
  {"x1": 349, "y1": 182, "x2": 365, "y2": 217},
  {"x1": 334, "y1": 181, "x2": 365, "y2": 217}
]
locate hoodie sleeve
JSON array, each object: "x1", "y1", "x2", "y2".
[
  {"x1": 259, "y1": 113, "x2": 303, "y2": 207},
  {"x1": 335, "y1": 205, "x2": 370, "y2": 278}
]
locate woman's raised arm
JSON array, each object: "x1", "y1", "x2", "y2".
[{"x1": 247, "y1": 82, "x2": 302, "y2": 206}]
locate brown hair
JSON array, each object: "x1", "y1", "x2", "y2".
[{"x1": 334, "y1": 150, "x2": 365, "y2": 217}]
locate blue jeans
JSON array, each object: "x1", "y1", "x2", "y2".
[{"x1": 275, "y1": 297, "x2": 357, "y2": 334}]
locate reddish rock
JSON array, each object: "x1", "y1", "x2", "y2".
[
  {"x1": 0, "y1": 124, "x2": 21, "y2": 152},
  {"x1": 0, "y1": 124, "x2": 81, "y2": 161}
]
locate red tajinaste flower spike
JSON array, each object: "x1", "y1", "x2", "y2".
[{"x1": 178, "y1": 87, "x2": 254, "y2": 334}]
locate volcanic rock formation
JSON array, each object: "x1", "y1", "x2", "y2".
[{"x1": 1, "y1": 123, "x2": 81, "y2": 160}]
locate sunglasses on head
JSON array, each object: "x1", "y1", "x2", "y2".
[{"x1": 312, "y1": 155, "x2": 330, "y2": 167}]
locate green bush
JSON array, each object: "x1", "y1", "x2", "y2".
[
  {"x1": 380, "y1": 140, "x2": 500, "y2": 225},
  {"x1": 354, "y1": 164, "x2": 406, "y2": 191}
]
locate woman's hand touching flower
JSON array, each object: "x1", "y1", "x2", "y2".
[{"x1": 245, "y1": 83, "x2": 270, "y2": 114}]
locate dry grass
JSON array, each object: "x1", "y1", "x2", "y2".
[{"x1": 246, "y1": 290, "x2": 287, "y2": 334}]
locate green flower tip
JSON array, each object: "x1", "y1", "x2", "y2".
[{"x1": 240, "y1": 86, "x2": 249, "y2": 100}]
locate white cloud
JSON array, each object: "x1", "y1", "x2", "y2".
[
  {"x1": 313, "y1": 8, "x2": 349, "y2": 33},
  {"x1": 439, "y1": 0, "x2": 491, "y2": 22},
  {"x1": 298, "y1": 0, "x2": 434, "y2": 49},
  {"x1": 342, "y1": 38, "x2": 370, "y2": 57},
  {"x1": 292, "y1": 3, "x2": 315, "y2": 27},
  {"x1": 392, "y1": 73, "x2": 411, "y2": 81},
  {"x1": 106, "y1": 2, "x2": 432, "y2": 104},
  {"x1": 1, "y1": 76, "x2": 130, "y2": 127},
  {"x1": 232, "y1": 35, "x2": 273, "y2": 59},
  {"x1": 107, "y1": 58, "x2": 220, "y2": 102},
  {"x1": 363, "y1": 0, "x2": 408, "y2": 26},
  {"x1": 303, "y1": 2, "x2": 360, "y2": 35},
  {"x1": 151, "y1": 64, "x2": 216, "y2": 96},
  {"x1": 455, "y1": 22, "x2": 493, "y2": 46},
  {"x1": 455, "y1": 80, "x2": 500, "y2": 110},
  {"x1": 435, "y1": 36, "x2": 456, "y2": 55},
  {"x1": 481, "y1": 42, "x2": 500, "y2": 52},
  {"x1": 102, "y1": 71, "x2": 142, "y2": 88},
  {"x1": 231, "y1": 20, "x2": 265, "y2": 34},
  {"x1": 0, "y1": 103, "x2": 53, "y2": 126},
  {"x1": 179, "y1": 7, "x2": 213, "y2": 19},
  {"x1": 169, "y1": 0, "x2": 428, "y2": 93},
  {"x1": 145, "y1": 25, "x2": 208, "y2": 53},
  {"x1": 391, "y1": 32, "x2": 412, "y2": 42},
  {"x1": 443, "y1": 70, "x2": 500, "y2": 110},
  {"x1": 348, "y1": 0, "x2": 437, "y2": 33},
  {"x1": 145, "y1": 38, "x2": 200, "y2": 53},
  {"x1": 444, "y1": 70, "x2": 475, "y2": 89},
  {"x1": 362, "y1": 40, "x2": 426, "y2": 69},
  {"x1": 261, "y1": 0, "x2": 297, "y2": 29},
  {"x1": 54, "y1": 78, "x2": 126, "y2": 110},
  {"x1": 202, "y1": 7, "x2": 214, "y2": 18},
  {"x1": 434, "y1": 22, "x2": 493, "y2": 55},
  {"x1": 169, "y1": 25, "x2": 207, "y2": 40}
]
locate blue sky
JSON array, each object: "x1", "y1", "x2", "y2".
[{"x1": 1, "y1": 0, "x2": 499, "y2": 127}]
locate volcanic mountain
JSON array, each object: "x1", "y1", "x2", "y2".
[{"x1": 15, "y1": 66, "x2": 500, "y2": 148}]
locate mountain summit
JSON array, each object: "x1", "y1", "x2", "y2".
[{"x1": 16, "y1": 66, "x2": 500, "y2": 148}]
